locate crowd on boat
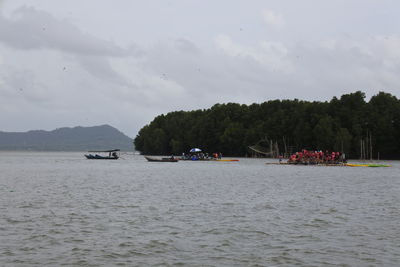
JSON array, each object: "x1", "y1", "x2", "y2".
[
  {"x1": 286, "y1": 149, "x2": 346, "y2": 165},
  {"x1": 181, "y1": 152, "x2": 222, "y2": 161}
]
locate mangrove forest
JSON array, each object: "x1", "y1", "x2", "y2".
[{"x1": 134, "y1": 91, "x2": 400, "y2": 159}]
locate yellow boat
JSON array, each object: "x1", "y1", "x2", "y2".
[{"x1": 346, "y1": 163, "x2": 391, "y2": 167}]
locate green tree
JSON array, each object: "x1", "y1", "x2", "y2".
[
  {"x1": 312, "y1": 115, "x2": 335, "y2": 149},
  {"x1": 334, "y1": 128, "x2": 352, "y2": 156},
  {"x1": 133, "y1": 91, "x2": 400, "y2": 159}
]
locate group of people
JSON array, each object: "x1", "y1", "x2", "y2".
[
  {"x1": 285, "y1": 149, "x2": 346, "y2": 165},
  {"x1": 212, "y1": 152, "x2": 223, "y2": 159},
  {"x1": 181, "y1": 152, "x2": 222, "y2": 160}
]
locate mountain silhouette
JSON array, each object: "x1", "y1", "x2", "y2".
[{"x1": 0, "y1": 125, "x2": 134, "y2": 151}]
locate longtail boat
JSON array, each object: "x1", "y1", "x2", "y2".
[
  {"x1": 85, "y1": 149, "x2": 120, "y2": 160},
  {"x1": 144, "y1": 156, "x2": 178, "y2": 162}
]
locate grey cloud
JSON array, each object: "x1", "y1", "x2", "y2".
[
  {"x1": 0, "y1": 6, "x2": 128, "y2": 57},
  {"x1": 1, "y1": 1, "x2": 400, "y2": 137},
  {"x1": 0, "y1": 65, "x2": 54, "y2": 114},
  {"x1": 174, "y1": 38, "x2": 201, "y2": 55},
  {"x1": 78, "y1": 55, "x2": 133, "y2": 88},
  {"x1": 141, "y1": 36, "x2": 400, "y2": 107}
]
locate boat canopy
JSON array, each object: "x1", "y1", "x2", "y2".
[{"x1": 87, "y1": 149, "x2": 120, "y2": 152}]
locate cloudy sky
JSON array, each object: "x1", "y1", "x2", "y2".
[{"x1": 0, "y1": 0, "x2": 399, "y2": 137}]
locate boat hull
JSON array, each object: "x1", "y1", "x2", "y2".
[
  {"x1": 145, "y1": 156, "x2": 178, "y2": 162},
  {"x1": 85, "y1": 154, "x2": 118, "y2": 160}
]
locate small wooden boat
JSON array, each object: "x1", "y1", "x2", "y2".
[
  {"x1": 85, "y1": 149, "x2": 120, "y2": 160},
  {"x1": 144, "y1": 156, "x2": 178, "y2": 162},
  {"x1": 216, "y1": 159, "x2": 239, "y2": 162},
  {"x1": 179, "y1": 158, "x2": 214, "y2": 161}
]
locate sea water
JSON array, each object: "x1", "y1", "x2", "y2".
[{"x1": 1, "y1": 152, "x2": 399, "y2": 266}]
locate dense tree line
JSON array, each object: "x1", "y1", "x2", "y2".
[{"x1": 134, "y1": 91, "x2": 400, "y2": 159}]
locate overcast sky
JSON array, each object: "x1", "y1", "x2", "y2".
[{"x1": 0, "y1": 0, "x2": 399, "y2": 137}]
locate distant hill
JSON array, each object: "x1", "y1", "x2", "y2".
[{"x1": 0, "y1": 125, "x2": 134, "y2": 151}]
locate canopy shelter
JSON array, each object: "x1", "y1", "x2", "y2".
[{"x1": 189, "y1": 148, "x2": 202, "y2": 153}]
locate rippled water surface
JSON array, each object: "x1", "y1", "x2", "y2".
[{"x1": 1, "y1": 152, "x2": 399, "y2": 266}]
